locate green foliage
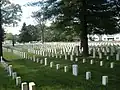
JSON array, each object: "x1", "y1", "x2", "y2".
[
  {"x1": 1, "y1": 0, "x2": 22, "y2": 26},
  {"x1": 19, "y1": 23, "x2": 32, "y2": 42},
  {"x1": 19, "y1": 23, "x2": 41, "y2": 42},
  {"x1": 18, "y1": 22, "x2": 79, "y2": 42},
  {"x1": 43, "y1": 23, "x2": 79, "y2": 42},
  {"x1": 30, "y1": 0, "x2": 120, "y2": 35}
]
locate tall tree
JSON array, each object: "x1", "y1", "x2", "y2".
[
  {"x1": 32, "y1": 12, "x2": 46, "y2": 44},
  {"x1": 19, "y1": 23, "x2": 31, "y2": 42},
  {"x1": 0, "y1": 0, "x2": 22, "y2": 56},
  {"x1": 29, "y1": 0, "x2": 120, "y2": 56}
]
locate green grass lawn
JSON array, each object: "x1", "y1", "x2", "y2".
[
  {"x1": 0, "y1": 65, "x2": 20, "y2": 90},
  {"x1": 1, "y1": 51, "x2": 120, "y2": 90}
]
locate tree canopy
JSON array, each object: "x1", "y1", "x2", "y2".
[
  {"x1": 19, "y1": 23, "x2": 41, "y2": 42},
  {"x1": 28, "y1": 0, "x2": 120, "y2": 56},
  {"x1": 30, "y1": 0, "x2": 120, "y2": 34},
  {"x1": 1, "y1": 0, "x2": 22, "y2": 26}
]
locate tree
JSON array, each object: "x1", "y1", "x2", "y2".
[
  {"x1": 0, "y1": 0, "x2": 22, "y2": 56},
  {"x1": 19, "y1": 23, "x2": 31, "y2": 42},
  {"x1": 27, "y1": 24, "x2": 40, "y2": 41},
  {"x1": 46, "y1": 23, "x2": 78, "y2": 42},
  {"x1": 32, "y1": 12, "x2": 47, "y2": 44},
  {"x1": 19, "y1": 23, "x2": 41, "y2": 42},
  {"x1": 29, "y1": 0, "x2": 120, "y2": 56}
]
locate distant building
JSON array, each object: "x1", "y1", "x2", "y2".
[
  {"x1": 88, "y1": 33, "x2": 120, "y2": 41},
  {"x1": 114, "y1": 34, "x2": 120, "y2": 41},
  {"x1": 88, "y1": 34, "x2": 100, "y2": 41}
]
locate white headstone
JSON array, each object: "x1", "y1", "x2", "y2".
[
  {"x1": 83, "y1": 59, "x2": 86, "y2": 63},
  {"x1": 65, "y1": 54, "x2": 67, "y2": 60},
  {"x1": 29, "y1": 82, "x2": 36, "y2": 90},
  {"x1": 24, "y1": 52, "x2": 26, "y2": 58},
  {"x1": 52, "y1": 53, "x2": 54, "y2": 57},
  {"x1": 0, "y1": 56, "x2": 2, "y2": 62},
  {"x1": 110, "y1": 62, "x2": 114, "y2": 68},
  {"x1": 16, "y1": 76, "x2": 21, "y2": 86},
  {"x1": 36, "y1": 58, "x2": 39, "y2": 63},
  {"x1": 116, "y1": 53, "x2": 119, "y2": 61},
  {"x1": 102, "y1": 76, "x2": 108, "y2": 86},
  {"x1": 43, "y1": 51, "x2": 45, "y2": 56},
  {"x1": 21, "y1": 82, "x2": 28, "y2": 90},
  {"x1": 8, "y1": 65, "x2": 13, "y2": 76},
  {"x1": 40, "y1": 60, "x2": 43, "y2": 64},
  {"x1": 93, "y1": 48, "x2": 96, "y2": 58},
  {"x1": 50, "y1": 62, "x2": 53, "y2": 68},
  {"x1": 100, "y1": 61, "x2": 103, "y2": 66},
  {"x1": 72, "y1": 64, "x2": 78, "y2": 76},
  {"x1": 106, "y1": 56, "x2": 109, "y2": 60},
  {"x1": 59, "y1": 55, "x2": 62, "y2": 58},
  {"x1": 60, "y1": 50, "x2": 63, "y2": 54},
  {"x1": 90, "y1": 60, "x2": 93, "y2": 64},
  {"x1": 75, "y1": 58, "x2": 78, "y2": 62},
  {"x1": 70, "y1": 55, "x2": 74, "y2": 61},
  {"x1": 44, "y1": 58, "x2": 47, "y2": 66},
  {"x1": 99, "y1": 53, "x2": 102, "y2": 59},
  {"x1": 86, "y1": 72, "x2": 91, "y2": 80},
  {"x1": 56, "y1": 64, "x2": 60, "y2": 70},
  {"x1": 64, "y1": 66, "x2": 68, "y2": 72}
]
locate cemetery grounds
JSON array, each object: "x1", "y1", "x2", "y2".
[{"x1": 0, "y1": 41, "x2": 120, "y2": 90}]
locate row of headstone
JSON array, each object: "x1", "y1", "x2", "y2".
[
  {"x1": 0, "y1": 56, "x2": 22, "y2": 87},
  {"x1": 4, "y1": 42, "x2": 120, "y2": 64},
  {"x1": 82, "y1": 59, "x2": 114, "y2": 68},
  {"x1": 72, "y1": 64, "x2": 108, "y2": 86},
  {"x1": 89, "y1": 46, "x2": 120, "y2": 60},
  {"x1": 31, "y1": 57, "x2": 109, "y2": 86},
  {"x1": 1, "y1": 56, "x2": 37, "y2": 89},
  {"x1": 20, "y1": 42, "x2": 81, "y2": 58},
  {"x1": 13, "y1": 45, "x2": 120, "y2": 63},
  {"x1": 4, "y1": 46, "x2": 116, "y2": 69}
]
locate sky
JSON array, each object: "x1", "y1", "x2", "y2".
[{"x1": 5, "y1": 0, "x2": 43, "y2": 35}]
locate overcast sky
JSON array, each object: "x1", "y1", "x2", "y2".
[{"x1": 5, "y1": 0, "x2": 41, "y2": 35}]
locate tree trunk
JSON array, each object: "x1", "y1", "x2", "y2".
[
  {"x1": 41, "y1": 28, "x2": 44, "y2": 44},
  {"x1": 0, "y1": 7, "x2": 3, "y2": 57},
  {"x1": 81, "y1": 31, "x2": 88, "y2": 57},
  {"x1": 12, "y1": 35, "x2": 15, "y2": 47},
  {"x1": 80, "y1": 0, "x2": 88, "y2": 57},
  {"x1": 12, "y1": 40, "x2": 15, "y2": 47},
  {"x1": 0, "y1": 39, "x2": 3, "y2": 57}
]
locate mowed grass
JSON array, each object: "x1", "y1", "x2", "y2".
[
  {"x1": 2, "y1": 51, "x2": 120, "y2": 90},
  {"x1": 0, "y1": 65, "x2": 20, "y2": 90}
]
